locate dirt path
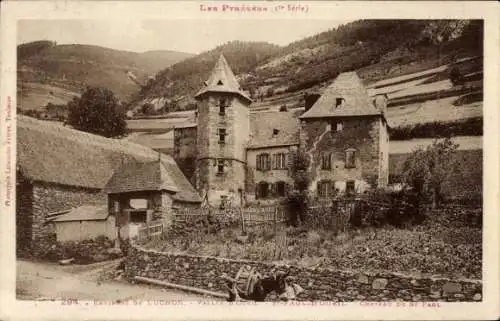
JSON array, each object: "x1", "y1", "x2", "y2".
[{"x1": 16, "y1": 260, "x2": 221, "y2": 302}]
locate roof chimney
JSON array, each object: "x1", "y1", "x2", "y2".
[{"x1": 373, "y1": 94, "x2": 388, "y2": 115}]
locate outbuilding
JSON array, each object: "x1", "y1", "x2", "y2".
[{"x1": 52, "y1": 205, "x2": 116, "y2": 242}]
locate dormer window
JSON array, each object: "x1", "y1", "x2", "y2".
[
  {"x1": 273, "y1": 129, "x2": 280, "y2": 137},
  {"x1": 335, "y1": 97, "x2": 345, "y2": 108}
]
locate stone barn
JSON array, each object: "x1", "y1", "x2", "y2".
[{"x1": 16, "y1": 115, "x2": 201, "y2": 257}]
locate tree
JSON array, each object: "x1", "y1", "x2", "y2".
[
  {"x1": 141, "y1": 103, "x2": 155, "y2": 115},
  {"x1": 286, "y1": 148, "x2": 312, "y2": 226},
  {"x1": 67, "y1": 86, "x2": 126, "y2": 138},
  {"x1": 449, "y1": 67, "x2": 464, "y2": 86},
  {"x1": 401, "y1": 137, "x2": 459, "y2": 208}
]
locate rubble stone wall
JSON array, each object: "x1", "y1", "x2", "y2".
[{"x1": 125, "y1": 244, "x2": 482, "y2": 302}]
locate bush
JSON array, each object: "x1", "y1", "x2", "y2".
[{"x1": 357, "y1": 189, "x2": 424, "y2": 228}]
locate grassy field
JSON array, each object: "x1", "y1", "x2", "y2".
[{"x1": 143, "y1": 207, "x2": 481, "y2": 280}]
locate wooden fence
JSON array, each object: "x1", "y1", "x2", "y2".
[
  {"x1": 137, "y1": 220, "x2": 164, "y2": 242},
  {"x1": 137, "y1": 198, "x2": 362, "y2": 241}
]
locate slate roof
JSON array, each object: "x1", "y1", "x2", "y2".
[
  {"x1": 104, "y1": 160, "x2": 179, "y2": 194},
  {"x1": 17, "y1": 115, "x2": 201, "y2": 203},
  {"x1": 195, "y1": 54, "x2": 252, "y2": 103},
  {"x1": 300, "y1": 72, "x2": 382, "y2": 119},
  {"x1": 53, "y1": 205, "x2": 109, "y2": 222},
  {"x1": 248, "y1": 110, "x2": 300, "y2": 149}
]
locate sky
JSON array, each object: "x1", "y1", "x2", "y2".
[{"x1": 17, "y1": 19, "x2": 351, "y2": 54}]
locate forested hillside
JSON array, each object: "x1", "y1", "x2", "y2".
[
  {"x1": 131, "y1": 41, "x2": 281, "y2": 108},
  {"x1": 131, "y1": 20, "x2": 482, "y2": 114}
]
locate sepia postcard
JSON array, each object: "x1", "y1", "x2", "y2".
[{"x1": 1, "y1": 1, "x2": 499, "y2": 320}]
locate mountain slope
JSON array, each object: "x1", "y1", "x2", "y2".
[
  {"x1": 130, "y1": 40, "x2": 281, "y2": 110},
  {"x1": 132, "y1": 20, "x2": 482, "y2": 115},
  {"x1": 17, "y1": 42, "x2": 194, "y2": 110}
]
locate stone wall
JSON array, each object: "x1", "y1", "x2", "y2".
[
  {"x1": 30, "y1": 181, "x2": 106, "y2": 256},
  {"x1": 173, "y1": 126, "x2": 198, "y2": 186},
  {"x1": 16, "y1": 176, "x2": 34, "y2": 256},
  {"x1": 300, "y1": 116, "x2": 386, "y2": 195},
  {"x1": 196, "y1": 94, "x2": 249, "y2": 207},
  {"x1": 125, "y1": 244, "x2": 482, "y2": 302}
]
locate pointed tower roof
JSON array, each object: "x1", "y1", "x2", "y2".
[
  {"x1": 103, "y1": 160, "x2": 179, "y2": 194},
  {"x1": 195, "y1": 54, "x2": 252, "y2": 103},
  {"x1": 300, "y1": 72, "x2": 381, "y2": 119}
]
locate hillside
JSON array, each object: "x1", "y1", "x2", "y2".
[
  {"x1": 130, "y1": 40, "x2": 282, "y2": 111},
  {"x1": 17, "y1": 41, "x2": 194, "y2": 110},
  {"x1": 132, "y1": 20, "x2": 482, "y2": 119}
]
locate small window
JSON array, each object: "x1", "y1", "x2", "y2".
[
  {"x1": 113, "y1": 201, "x2": 120, "y2": 214},
  {"x1": 220, "y1": 195, "x2": 228, "y2": 209},
  {"x1": 217, "y1": 159, "x2": 225, "y2": 175},
  {"x1": 345, "y1": 149, "x2": 356, "y2": 168},
  {"x1": 273, "y1": 129, "x2": 280, "y2": 136},
  {"x1": 219, "y1": 98, "x2": 229, "y2": 115},
  {"x1": 273, "y1": 153, "x2": 287, "y2": 170},
  {"x1": 276, "y1": 181, "x2": 287, "y2": 197},
  {"x1": 218, "y1": 128, "x2": 226, "y2": 144},
  {"x1": 336, "y1": 122, "x2": 343, "y2": 132},
  {"x1": 335, "y1": 97, "x2": 345, "y2": 108},
  {"x1": 217, "y1": 80, "x2": 223, "y2": 86},
  {"x1": 346, "y1": 180, "x2": 355, "y2": 195},
  {"x1": 321, "y1": 152, "x2": 332, "y2": 170},
  {"x1": 256, "y1": 182, "x2": 269, "y2": 199}
]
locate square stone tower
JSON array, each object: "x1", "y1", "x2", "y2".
[{"x1": 194, "y1": 55, "x2": 252, "y2": 206}]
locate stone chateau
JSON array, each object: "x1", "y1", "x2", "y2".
[{"x1": 173, "y1": 55, "x2": 390, "y2": 207}]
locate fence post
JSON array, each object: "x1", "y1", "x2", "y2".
[
  {"x1": 273, "y1": 207, "x2": 277, "y2": 235},
  {"x1": 240, "y1": 207, "x2": 246, "y2": 235}
]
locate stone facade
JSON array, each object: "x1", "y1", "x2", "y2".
[
  {"x1": 16, "y1": 178, "x2": 106, "y2": 256},
  {"x1": 300, "y1": 116, "x2": 388, "y2": 197},
  {"x1": 173, "y1": 126, "x2": 198, "y2": 186},
  {"x1": 196, "y1": 93, "x2": 250, "y2": 206},
  {"x1": 246, "y1": 146, "x2": 296, "y2": 204},
  {"x1": 125, "y1": 244, "x2": 482, "y2": 302}
]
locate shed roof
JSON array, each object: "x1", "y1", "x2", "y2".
[
  {"x1": 248, "y1": 110, "x2": 300, "y2": 149},
  {"x1": 53, "y1": 205, "x2": 109, "y2": 222},
  {"x1": 17, "y1": 115, "x2": 201, "y2": 203},
  {"x1": 104, "y1": 160, "x2": 179, "y2": 194},
  {"x1": 300, "y1": 72, "x2": 382, "y2": 119},
  {"x1": 194, "y1": 54, "x2": 252, "y2": 103}
]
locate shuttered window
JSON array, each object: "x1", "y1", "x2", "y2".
[
  {"x1": 256, "y1": 182, "x2": 269, "y2": 199},
  {"x1": 272, "y1": 153, "x2": 287, "y2": 170},
  {"x1": 218, "y1": 128, "x2": 226, "y2": 144},
  {"x1": 321, "y1": 152, "x2": 332, "y2": 170},
  {"x1": 345, "y1": 149, "x2": 356, "y2": 168},
  {"x1": 317, "y1": 180, "x2": 333, "y2": 198},
  {"x1": 217, "y1": 159, "x2": 225, "y2": 175},
  {"x1": 346, "y1": 180, "x2": 355, "y2": 195},
  {"x1": 276, "y1": 181, "x2": 287, "y2": 197},
  {"x1": 218, "y1": 98, "x2": 230, "y2": 116},
  {"x1": 256, "y1": 153, "x2": 271, "y2": 171}
]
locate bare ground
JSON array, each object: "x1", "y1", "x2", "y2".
[{"x1": 16, "y1": 259, "x2": 220, "y2": 301}]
